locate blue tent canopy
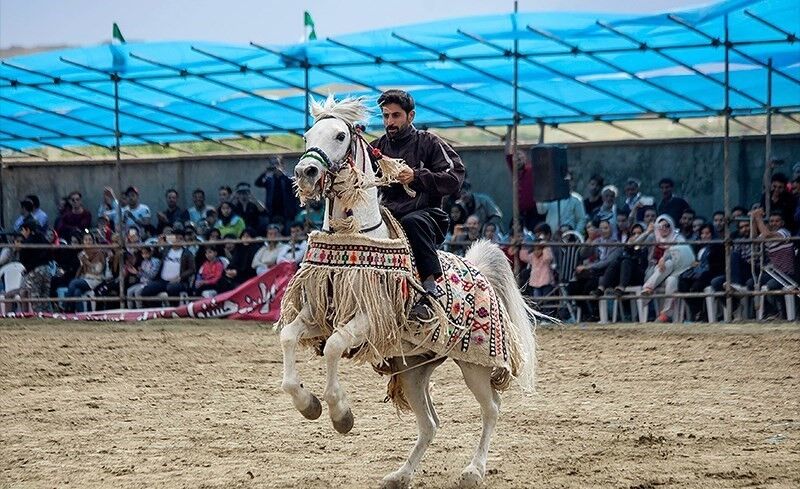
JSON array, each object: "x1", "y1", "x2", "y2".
[{"x1": 0, "y1": 0, "x2": 798, "y2": 153}]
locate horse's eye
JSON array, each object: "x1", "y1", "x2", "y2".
[{"x1": 336, "y1": 132, "x2": 346, "y2": 142}]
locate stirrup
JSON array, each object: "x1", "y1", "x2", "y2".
[{"x1": 409, "y1": 298, "x2": 435, "y2": 323}]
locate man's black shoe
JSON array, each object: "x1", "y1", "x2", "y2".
[{"x1": 409, "y1": 300, "x2": 435, "y2": 322}]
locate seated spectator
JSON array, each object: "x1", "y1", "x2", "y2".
[
  {"x1": 746, "y1": 208, "x2": 796, "y2": 318},
  {"x1": 206, "y1": 228, "x2": 222, "y2": 243},
  {"x1": 642, "y1": 215, "x2": 696, "y2": 322},
  {"x1": 199, "y1": 208, "x2": 218, "y2": 237},
  {"x1": 691, "y1": 216, "x2": 706, "y2": 241},
  {"x1": 254, "y1": 156, "x2": 299, "y2": 233},
  {"x1": 220, "y1": 233, "x2": 237, "y2": 264},
  {"x1": 140, "y1": 231, "x2": 196, "y2": 306},
  {"x1": 219, "y1": 228, "x2": 259, "y2": 291},
  {"x1": 121, "y1": 186, "x2": 152, "y2": 237},
  {"x1": 679, "y1": 208, "x2": 696, "y2": 240},
  {"x1": 583, "y1": 174, "x2": 604, "y2": 216},
  {"x1": 215, "y1": 201, "x2": 246, "y2": 239},
  {"x1": 520, "y1": 238, "x2": 554, "y2": 298},
  {"x1": 641, "y1": 207, "x2": 658, "y2": 228},
  {"x1": 252, "y1": 225, "x2": 289, "y2": 275},
  {"x1": 232, "y1": 182, "x2": 267, "y2": 232},
  {"x1": 218, "y1": 185, "x2": 233, "y2": 207},
  {"x1": 193, "y1": 245, "x2": 225, "y2": 296},
  {"x1": 457, "y1": 182, "x2": 503, "y2": 229},
  {"x1": 616, "y1": 213, "x2": 631, "y2": 243},
  {"x1": 64, "y1": 232, "x2": 106, "y2": 313},
  {"x1": 712, "y1": 210, "x2": 726, "y2": 236},
  {"x1": 678, "y1": 224, "x2": 724, "y2": 321},
  {"x1": 14, "y1": 195, "x2": 48, "y2": 231},
  {"x1": 0, "y1": 233, "x2": 22, "y2": 268},
  {"x1": 279, "y1": 222, "x2": 309, "y2": 265},
  {"x1": 591, "y1": 185, "x2": 618, "y2": 233},
  {"x1": 657, "y1": 178, "x2": 691, "y2": 223},
  {"x1": 156, "y1": 189, "x2": 187, "y2": 233},
  {"x1": 97, "y1": 187, "x2": 120, "y2": 230},
  {"x1": 126, "y1": 246, "x2": 161, "y2": 308},
  {"x1": 187, "y1": 188, "x2": 215, "y2": 228},
  {"x1": 597, "y1": 223, "x2": 650, "y2": 296},
  {"x1": 183, "y1": 223, "x2": 202, "y2": 257},
  {"x1": 17, "y1": 221, "x2": 54, "y2": 313},
  {"x1": 464, "y1": 214, "x2": 482, "y2": 243},
  {"x1": 537, "y1": 171, "x2": 587, "y2": 234},
  {"x1": 95, "y1": 215, "x2": 113, "y2": 244},
  {"x1": 482, "y1": 222, "x2": 503, "y2": 244},
  {"x1": 574, "y1": 219, "x2": 618, "y2": 302},
  {"x1": 56, "y1": 191, "x2": 92, "y2": 238},
  {"x1": 448, "y1": 203, "x2": 467, "y2": 235}
]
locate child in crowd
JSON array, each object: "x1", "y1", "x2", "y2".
[
  {"x1": 194, "y1": 245, "x2": 224, "y2": 296},
  {"x1": 522, "y1": 238, "x2": 555, "y2": 297},
  {"x1": 126, "y1": 246, "x2": 161, "y2": 308}
]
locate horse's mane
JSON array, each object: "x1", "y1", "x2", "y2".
[{"x1": 310, "y1": 95, "x2": 369, "y2": 126}]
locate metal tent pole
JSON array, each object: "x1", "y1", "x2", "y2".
[
  {"x1": 765, "y1": 58, "x2": 773, "y2": 219},
  {"x1": 304, "y1": 56, "x2": 311, "y2": 132},
  {"x1": 114, "y1": 73, "x2": 126, "y2": 307},
  {"x1": 723, "y1": 15, "x2": 733, "y2": 321},
  {"x1": 512, "y1": 0, "x2": 521, "y2": 273}
]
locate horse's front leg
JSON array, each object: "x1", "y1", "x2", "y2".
[
  {"x1": 280, "y1": 307, "x2": 323, "y2": 420},
  {"x1": 322, "y1": 314, "x2": 368, "y2": 434}
]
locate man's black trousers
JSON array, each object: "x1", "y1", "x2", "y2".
[{"x1": 398, "y1": 208, "x2": 449, "y2": 280}]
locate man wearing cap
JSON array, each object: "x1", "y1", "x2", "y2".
[
  {"x1": 371, "y1": 89, "x2": 466, "y2": 321},
  {"x1": 231, "y1": 182, "x2": 267, "y2": 232},
  {"x1": 121, "y1": 186, "x2": 152, "y2": 236},
  {"x1": 255, "y1": 155, "x2": 298, "y2": 234}
]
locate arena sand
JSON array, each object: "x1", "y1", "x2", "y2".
[{"x1": 1, "y1": 320, "x2": 798, "y2": 488}]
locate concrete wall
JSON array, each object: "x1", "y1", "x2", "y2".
[{"x1": 2, "y1": 134, "x2": 798, "y2": 231}]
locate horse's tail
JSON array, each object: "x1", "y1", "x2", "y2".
[{"x1": 465, "y1": 239, "x2": 537, "y2": 393}]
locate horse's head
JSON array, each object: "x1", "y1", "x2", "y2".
[{"x1": 294, "y1": 96, "x2": 369, "y2": 204}]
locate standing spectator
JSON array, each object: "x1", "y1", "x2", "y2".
[
  {"x1": 199, "y1": 208, "x2": 217, "y2": 237},
  {"x1": 126, "y1": 246, "x2": 161, "y2": 308},
  {"x1": 536, "y1": 171, "x2": 587, "y2": 234},
  {"x1": 121, "y1": 187, "x2": 152, "y2": 237},
  {"x1": 232, "y1": 182, "x2": 266, "y2": 232},
  {"x1": 0, "y1": 233, "x2": 22, "y2": 268},
  {"x1": 747, "y1": 208, "x2": 795, "y2": 318},
  {"x1": 215, "y1": 201, "x2": 245, "y2": 239},
  {"x1": 13, "y1": 198, "x2": 37, "y2": 232},
  {"x1": 254, "y1": 156, "x2": 299, "y2": 233},
  {"x1": 279, "y1": 222, "x2": 309, "y2": 265},
  {"x1": 457, "y1": 182, "x2": 503, "y2": 229},
  {"x1": 642, "y1": 215, "x2": 696, "y2": 322},
  {"x1": 504, "y1": 129, "x2": 539, "y2": 232},
  {"x1": 218, "y1": 186, "x2": 233, "y2": 207},
  {"x1": 761, "y1": 172, "x2": 797, "y2": 234},
  {"x1": 657, "y1": 178, "x2": 691, "y2": 223},
  {"x1": 63, "y1": 233, "x2": 106, "y2": 313},
  {"x1": 97, "y1": 187, "x2": 120, "y2": 230},
  {"x1": 140, "y1": 231, "x2": 195, "y2": 306},
  {"x1": 187, "y1": 188, "x2": 214, "y2": 228},
  {"x1": 193, "y1": 245, "x2": 225, "y2": 296},
  {"x1": 619, "y1": 178, "x2": 652, "y2": 223},
  {"x1": 56, "y1": 191, "x2": 92, "y2": 238},
  {"x1": 679, "y1": 208, "x2": 696, "y2": 240},
  {"x1": 17, "y1": 221, "x2": 53, "y2": 313},
  {"x1": 591, "y1": 185, "x2": 618, "y2": 230},
  {"x1": 576, "y1": 219, "x2": 618, "y2": 297},
  {"x1": 252, "y1": 225, "x2": 289, "y2": 274},
  {"x1": 583, "y1": 174, "x2": 604, "y2": 216},
  {"x1": 156, "y1": 189, "x2": 187, "y2": 233},
  {"x1": 520, "y1": 238, "x2": 554, "y2": 298}
]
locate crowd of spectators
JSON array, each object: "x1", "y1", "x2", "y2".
[
  {"x1": 0, "y1": 156, "x2": 309, "y2": 313},
  {"x1": 1, "y1": 152, "x2": 799, "y2": 322}
]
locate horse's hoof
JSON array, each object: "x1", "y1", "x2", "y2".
[
  {"x1": 332, "y1": 407, "x2": 354, "y2": 434},
  {"x1": 300, "y1": 395, "x2": 322, "y2": 420},
  {"x1": 457, "y1": 466, "x2": 484, "y2": 488},
  {"x1": 379, "y1": 471, "x2": 412, "y2": 489}
]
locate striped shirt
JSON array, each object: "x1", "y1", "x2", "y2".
[{"x1": 766, "y1": 228, "x2": 795, "y2": 276}]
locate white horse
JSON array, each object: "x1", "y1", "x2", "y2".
[{"x1": 280, "y1": 96, "x2": 537, "y2": 488}]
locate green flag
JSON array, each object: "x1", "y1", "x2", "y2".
[
  {"x1": 112, "y1": 22, "x2": 126, "y2": 44},
  {"x1": 304, "y1": 11, "x2": 317, "y2": 41}
]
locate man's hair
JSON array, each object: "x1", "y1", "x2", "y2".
[
  {"x1": 377, "y1": 89, "x2": 415, "y2": 113},
  {"x1": 769, "y1": 211, "x2": 784, "y2": 219},
  {"x1": 193, "y1": 188, "x2": 205, "y2": 196},
  {"x1": 533, "y1": 222, "x2": 552, "y2": 236},
  {"x1": 732, "y1": 205, "x2": 747, "y2": 214},
  {"x1": 659, "y1": 178, "x2": 675, "y2": 187},
  {"x1": 19, "y1": 219, "x2": 37, "y2": 232},
  {"x1": 25, "y1": 194, "x2": 40, "y2": 208},
  {"x1": 589, "y1": 174, "x2": 604, "y2": 186},
  {"x1": 713, "y1": 210, "x2": 725, "y2": 217},
  {"x1": 166, "y1": 188, "x2": 178, "y2": 197},
  {"x1": 219, "y1": 185, "x2": 232, "y2": 194},
  {"x1": 69, "y1": 190, "x2": 82, "y2": 199},
  {"x1": 771, "y1": 172, "x2": 788, "y2": 184},
  {"x1": 683, "y1": 208, "x2": 696, "y2": 217},
  {"x1": 20, "y1": 199, "x2": 34, "y2": 213}
]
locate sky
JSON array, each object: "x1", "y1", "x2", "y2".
[{"x1": 1, "y1": 0, "x2": 692, "y2": 50}]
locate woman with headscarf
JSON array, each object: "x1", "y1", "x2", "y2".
[{"x1": 642, "y1": 214, "x2": 696, "y2": 322}]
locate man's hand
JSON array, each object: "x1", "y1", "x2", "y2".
[
  {"x1": 575, "y1": 265, "x2": 586, "y2": 273},
  {"x1": 750, "y1": 207, "x2": 764, "y2": 220},
  {"x1": 157, "y1": 212, "x2": 168, "y2": 223},
  {"x1": 225, "y1": 269, "x2": 237, "y2": 279},
  {"x1": 397, "y1": 167, "x2": 415, "y2": 185}
]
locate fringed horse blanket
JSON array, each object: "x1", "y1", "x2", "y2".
[{"x1": 278, "y1": 210, "x2": 519, "y2": 386}]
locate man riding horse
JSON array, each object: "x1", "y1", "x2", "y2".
[{"x1": 372, "y1": 89, "x2": 466, "y2": 321}]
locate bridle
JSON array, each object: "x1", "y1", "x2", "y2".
[{"x1": 298, "y1": 117, "x2": 383, "y2": 234}]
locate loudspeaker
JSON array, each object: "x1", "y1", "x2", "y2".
[{"x1": 530, "y1": 144, "x2": 569, "y2": 202}]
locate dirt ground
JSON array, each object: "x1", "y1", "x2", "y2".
[{"x1": 1, "y1": 319, "x2": 798, "y2": 489}]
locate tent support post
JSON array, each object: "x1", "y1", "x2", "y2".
[{"x1": 723, "y1": 15, "x2": 733, "y2": 322}]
